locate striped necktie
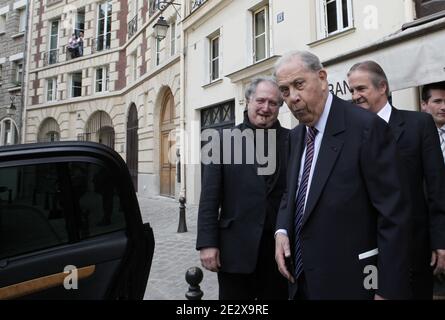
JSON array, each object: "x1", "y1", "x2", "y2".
[
  {"x1": 294, "y1": 126, "x2": 318, "y2": 280},
  {"x1": 440, "y1": 128, "x2": 445, "y2": 163}
]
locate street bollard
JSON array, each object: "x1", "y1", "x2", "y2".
[
  {"x1": 185, "y1": 266, "x2": 203, "y2": 300},
  {"x1": 177, "y1": 196, "x2": 188, "y2": 233}
]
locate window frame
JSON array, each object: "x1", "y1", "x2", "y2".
[
  {"x1": 48, "y1": 19, "x2": 60, "y2": 64},
  {"x1": 209, "y1": 33, "x2": 220, "y2": 82},
  {"x1": 252, "y1": 6, "x2": 269, "y2": 63},
  {"x1": 46, "y1": 77, "x2": 58, "y2": 102},
  {"x1": 18, "y1": 8, "x2": 26, "y2": 33},
  {"x1": 0, "y1": 118, "x2": 19, "y2": 146},
  {"x1": 14, "y1": 61, "x2": 23, "y2": 85},
  {"x1": 95, "y1": 66, "x2": 109, "y2": 93},
  {"x1": 70, "y1": 71, "x2": 83, "y2": 98},
  {"x1": 96, "y1": 1, "x2": 112, "y2": 51},
  {"x1": 317, "y1": 0, "x2": 353, "y2": 39}
]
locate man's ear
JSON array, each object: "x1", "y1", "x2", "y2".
[
  {"x1": 420, "y1": 101, "x2": 427, "y2": 112},
  {"x1": 319, "y1": 69, "x2": 327, "y2": 81}
]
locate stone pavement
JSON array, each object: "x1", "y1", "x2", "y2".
[{"x1": 139, "y1": 195, "x2": 218, "y2": 300}]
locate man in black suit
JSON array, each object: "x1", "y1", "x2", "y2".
[
  {"x1": 274, "y1": 51, "x2": 411, "y2": 300},
  {"x1": 196, "y1": 77, "x2": 289, "y2": 299},
  {"x1": 347, "y1": 61, "x2": 445, "y2": 299}
]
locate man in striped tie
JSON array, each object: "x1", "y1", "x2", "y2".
[
  {"x1": 274, "y1": 51, "x2": 411, "y2": 300},
  {"x1": 422, "y1": 82, "x2": 445, "y2": 164}
]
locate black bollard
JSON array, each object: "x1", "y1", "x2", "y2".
[
  {"x1": 177, "y1": 196, "x2": 188, "y2": 233},
  {"x1": 185, "y1": 266, "x2": 203, "y2": 300}
]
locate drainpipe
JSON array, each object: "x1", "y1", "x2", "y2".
[
  {"x1": 21, "y1": 0, "x2": 33, "y2": 144},
  {"x1": 179, "y1": 4, "x2": 186, "y2": 200}
]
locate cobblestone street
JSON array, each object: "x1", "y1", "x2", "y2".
[{"x1": 139, "y1": 196, "x2": 218, "y2": 300}]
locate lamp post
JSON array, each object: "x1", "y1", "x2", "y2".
[
  {"x1": 153, "y1": 16, "x2": 169, "y2": 41},
  {"x1": 7, "y1": 95, "x2": 17, "y2": 116}
]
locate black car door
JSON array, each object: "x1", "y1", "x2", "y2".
[{"x1": 0, "y1": 142, "x2": 154, "y2": 299}]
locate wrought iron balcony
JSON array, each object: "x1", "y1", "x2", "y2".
[
  {"x1": 92, "y1": 35, "x2": 111, "y2": 54},
  {"x1": 128, "y1": 16, "x2": 138, "y2": 39},
  {"x1": 43, "y1": 49, "x2": 59, "y2": 66},
  {"x1": 191, "y1": 0, "x2": 207, "y2": 12}
]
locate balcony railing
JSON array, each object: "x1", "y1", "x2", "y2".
[
  {"x1": 92, "y1": 35, "x2": 111, "y2": 54},
  {"x1": 191, "y1": 0, "x2": 207, "y2": 12},
  {"x1": 128, "y1": 16, "x2": 138, "y2": 39},
  {"x1": 43, "y1": 49, "x2": 59, "y2": 66}
]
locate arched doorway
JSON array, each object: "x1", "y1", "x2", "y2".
[
  {"x1": 160, "y1": 90, "x2": 176, "y2": 198},
  {"x1": 127, "y1": 103, "x2": 138, "y2": 191},
  {"x1": 38, "y1": 117, "x2": 60, "y2": 142},
  {"x1": 84, "y1": 111, "x2": 115, "y2": 149}
]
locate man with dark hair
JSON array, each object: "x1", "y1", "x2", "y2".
[
  {"x1": 275, "y1": 51, "x2": 411, "y2": 300},
  {"x1": 348, "y1": 61, "x2": 445, "y2": 299},
  {"x1": 421, "y1": 81, "x2": 445, "y2": 163},
  {"x1": 197, "y1": 77, "x2": 288, "y2": 299}
]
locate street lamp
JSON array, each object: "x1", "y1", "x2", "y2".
[
  {"x1": 7, "y1": 95, "x2": 17, "y2": 116},
  {"x1": 153, "y1": 16, "x2": 169, "y2": 41}
]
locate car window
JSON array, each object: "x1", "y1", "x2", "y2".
[{"x1": 0, "y1": 161, "x2": 125, "y2": 260}]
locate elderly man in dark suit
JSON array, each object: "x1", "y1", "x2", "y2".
[
  {"x1": 347, "y1": 61, "x2": 445, "y2": 299},
  {"x1": 196, "y1": 77, "x2": 289, "y2": 299},
  {"x1": 274, "y1": 51, "x2": 411, "y2": 300}
]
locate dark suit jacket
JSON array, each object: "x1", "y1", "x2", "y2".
[
  {"x1": 388, "y1": 107, "x2": 445, "y2": 271},
  {"x1": 196, "y1": 120, "x2": 289, "y2": 274},
  {"x1": 276, "y1": 96, "x2": 411, "y2": 299}
]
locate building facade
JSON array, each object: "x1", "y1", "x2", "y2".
[
  {"x1": 0, "y1": 0, "x2": 27, "y2": 146},
  {"x1": 24, "y1": 0, "x2": 183, "y2": 199},
  {"x1": 23, "y1": 0, "x2": 445, "y2": 204},
  {"x1": 182, "y1": 0, "x2": 445, "y2": 204}
]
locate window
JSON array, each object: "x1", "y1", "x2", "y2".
[
  {"x1": 96, "y1": 1, "x2": 112, "y2": 51},
  {"x1": 95, "y1": 66, "x2": 109, "y2": 93},
  {"x1": 209, "y1": 34, "x2": 219, "y2": 81},
  {"x1": 14, "y1": 61, "x2": 23, "y2": 85},
  {"x1": 48, "y1": 20, "x2": 59, "y2": 64},
  {"x1": 170, "y1": 21, "x2": 176, "y2": 56},
  {"x1": 0, "y1": 161, "x2": 125, "y2": 260},
  {"x1": 318, "y1": 0, "x2": 353, "y2": 38},
  {"x1": 18, "y1": 8, "x2": 26, "y2": 33},
  {"x1": 75, "y1": 8, "x2": 85, "y2": 36},
  {"x1": 71, "y1": 72, "x2": 82, "y2": 97},
  {"x1": 0, "y1": 119, "x2": 19, "y2": 146},
  {"x1": 253, "y1": 6, "x2": 268, "y2": 62},
  {"x1": 0, "y1": 13, "x2": 6, "y2": 34},
  {"x1": 38, "y1": 118, "x2": 60, "y2": 142},
  {"x1": 46, "y1": 77, "x2": 57, "y2": 102}
]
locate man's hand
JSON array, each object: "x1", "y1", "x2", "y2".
[
  {"x1": 431, "y1": 249, "x2": 445, "y2": 278},
  {"x1": 200, "y1": 247, "x2": 221, "y2": 272},
  {"x1": 275, "y1": 233, "x2": 295, "y2": 283},
  {"x1": 374, "y1": 294, "x2": 386, "y2": 300}
]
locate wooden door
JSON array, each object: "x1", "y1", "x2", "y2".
[{"x1": 160, "y1": 91, "x2": 176, "y2": 197}]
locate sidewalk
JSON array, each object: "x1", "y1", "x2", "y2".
[{"x1": 139, "y1": 195, "x2": 218, "y2": 300}]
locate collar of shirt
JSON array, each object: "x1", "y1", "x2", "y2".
[
  {"x1": 376, "y1": 101, "x2": 392, "y2": 123},
  {"x1": 439, "y1": 124, "x2": 445, "y2": 133},
  {"x1": 307, "y1": 92, "x2": 333, "y2": 135}
]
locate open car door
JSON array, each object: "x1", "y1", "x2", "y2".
[{"x1": 0, "y1": 142, "x2": 154, "y2": 299}]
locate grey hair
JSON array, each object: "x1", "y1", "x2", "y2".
[
  {"x1": 273, "y1": 50, "x2": 323, "y2": 76},
  {"x1": 347, "y1": 60, "x2": 390, "y2": 97},
  {"x1": 245, "y1": 76, "x2": 283, "y2": 106}
]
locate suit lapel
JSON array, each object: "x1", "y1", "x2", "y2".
[
  {"x1": 287, "y1": 125, "x2": 306, "y2": 211},
  {"x1": 388, "y1": 107, "x2": 405, "y2": 142},
  {"x1": 302, "y1": 98, "x2": 345, "y2": 227}
]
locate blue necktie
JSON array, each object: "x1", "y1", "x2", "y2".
[{"x1": 294, "y1": 127, "x2": 318, "y2": 280}]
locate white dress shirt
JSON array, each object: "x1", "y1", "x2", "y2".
[{"x1": 376, "y1": 102, "x2": 392, "y2": 124}]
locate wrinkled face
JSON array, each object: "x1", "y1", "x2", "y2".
[
  {"x1": 348, "y1": 70, "x2": 388, "y2": 113},
  {"x1": 422, "y1": 89, "x2": 445, "y2": 127},
  {"x1": 247, "y1": 81, "x2": 281, "y2": 128},
  {"x1": 275, "y1": 57, "x2": 328, "y2": 126}
]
